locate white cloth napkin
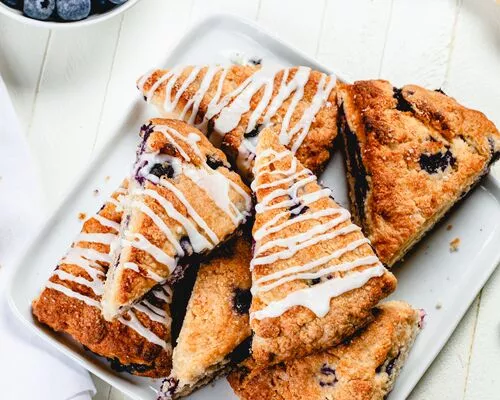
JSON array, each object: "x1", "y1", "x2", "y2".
[{"x1": 0, "y1": 76, "x2": 96, "y2": 400}]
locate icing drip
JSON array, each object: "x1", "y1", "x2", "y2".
[
  {"x1": 251, "y1": 149, "x2": 384, "y2": 320},
  {"x1": 122, "y1": 233, "x2": 176, "y2": 273},
  {"x1": 251, "y1": 265, "x2": 385, "y2": 320},
  {"x1": 118, "y1": 312, "x2": 170, "y2": 350}
]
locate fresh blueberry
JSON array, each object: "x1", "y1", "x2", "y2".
[
  {"x1": 2, "y1": 0, "x2": 21, "y2": 9},
  {"x1": 56, "y1": 0, "x2": 90, "y2": 21},
  {"x1": 24, "y1": 0, "x2": 55, "y2": 20},
  {"x1": 91, "y1": 0, "x2": 114, "y2": 13},
  {"x1": 233, "y1": 288, "x2": 252, "y2": 315},
  {"x1": 108, "y1": 0, "x2": 126, "y2": 4}
]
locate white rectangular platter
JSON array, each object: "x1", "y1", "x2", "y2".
[{"x1": 8, "y1": 14, "x2": 500, "y2": 400}]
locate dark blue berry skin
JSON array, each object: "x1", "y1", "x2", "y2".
[
  {"x1": 56, "y1": 0, "x2": 90, "y2": 20},
  {"x1": 108, "y1": 0, "x2": 126, "y2": 4},
  {"x1": 2, "y1": 0, "x2": 21, "y2": 9},
  {"x1": 91, "y1": 0, "x2": 114, "y2": 13},
  {"x1": 24, "y1": 0, "x2": 55, "y2": 20}
]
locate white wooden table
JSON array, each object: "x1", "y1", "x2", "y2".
[{"x1": 1, "y1": 0, "x2": 500, "y2": 399}]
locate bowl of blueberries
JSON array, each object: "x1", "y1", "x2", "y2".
[{"x1": 0, "y1": 0, "x2": 140, "y2": 27}]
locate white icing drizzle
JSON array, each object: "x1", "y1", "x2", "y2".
[
  {"x1": 123, "y1": 233, "x2": 176, "y2": 273},
  {"x1": 251, "y1": 265, "x2": 385, "y2": 320},
  {"x1": 118, "y1": 312, "x2": 170, "y2": 350},
  {"x1": 75, "y1": 233, "x2": 116, "y2": 245},
  {"x1": 140, "y1": 65, "x2": 337, "y2": 169},
  {"x1": 91, "y1": 214, "x2": 120, "y2": 232},
  {"x1": 123, "y1": 262, "x2": 164, "y2": 283},
  {"x1": 180, "y1": 66, "x2": 222, "y2": 125},
  {"x1": 251, "y1": 149, "x2": 385, "y2": 320},
  {"x1": 139, "y1": 188, "x2": 213, "y2": 252},
  {"x1": 46, "y1": 281, "x2": 102, "y2": 308},
  {"x1": 53, "y1": 269, "x2": 104, "y2": 296},
  {"x1": 45, "y1": 199, "x2": 173, "y2": 349},
  {"x1": 131, "y1": 200, "x2": 184, "y2": 256}
]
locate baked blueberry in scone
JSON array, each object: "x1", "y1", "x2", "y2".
[
  {"x1": 102, "y1": 119, "x2": 252, "y2": 320},
  {"x1": 338, "y1": 80, "x2": 500, "y2": 267},
  {"x1": 159, "y1": 233, "x2": 252, "y2": 399},
  {"x1": 32, "y1": 182, "x2": 174, "y2": 378},
  {"x1": 249, "y1": 127, "x2": 397, "y2": 366},
  {"x1": 228, "y1": 301, "x2": 422, "y2": 400},
  {"x1": 136, "y1": 65, "x2": 338, "y2": 179}
]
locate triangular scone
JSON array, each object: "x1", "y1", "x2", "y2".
[
  {"x1": 137, "y1": 65, "x2": 338, "y2": 178},
  {"x1": 102, "y1": 119, "x2": 252, "y2": 320},
  {"x1": 228, "y1": 301, "x2": 422, "y2": 400},
  {"x1": 338, "y1": 80, "x2": 500, "y2": 267},
  {"x1": 160, "y1": 233, "x2": 252, "y2": 399},
  {"x1": 249, "y1": 127, "x2": 397, "y2": 366},
  {"x1": 32, "y1": 182, "x2": 173, "y2": 377}
]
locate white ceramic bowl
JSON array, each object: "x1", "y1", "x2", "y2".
[{"x1": 0, "y1": 0, "x2": 141, "y2": 29}]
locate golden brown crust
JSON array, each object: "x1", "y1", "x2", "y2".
[
  {"x1": 249, "y1": 128, "x2": 397, "y2": 366},
  {"x1": 338, "y1": 80, "x2": 500, "y2": 267},
  {"x1": 32, "y1": 183, "x2": 173, "y2": 377},
  {"x1": 138, "y1": 66, "x2": 338, "y2": 177},
  {"x1": 228, "y1": 301, "x2": 421, "y2": 400},
  {"x1": 103, "y1": 119, "x2": 252, "y2": 319},
  {"x1": 164, "y1": 233, "x2": 252, "y2": 398}
]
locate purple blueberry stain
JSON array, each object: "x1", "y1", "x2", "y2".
[
  {"x1": 149, "y1": 163, "x2": 175, "y2": 179},
  {"x1": 318, "y1": 364, "x2": 338, "y2": 387},
  {"x1": 419, "y1": 148, "x2": 456, "y2": 174}
]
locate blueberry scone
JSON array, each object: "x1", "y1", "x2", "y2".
[
  {"x1": 249, "y1": 127, "x2": 397, "y2": 366},
  {"x1": 32, "y1": 182, "x2": 173, "y2": 377},
  {"x1": 228, "y1": 301, "x2": 422, "y2": 400},
  {"x1": 160, "y1": 233, "x2": 252, "y2": 399},
  {"x1": 137, "y1": 65, "x2": 338, "y2": 178},
  {"x1": 338, "y1": 80, "x2": 500, "y2": 267},
  {"x1": 102, "y1": 119, "x2": 252, "y2": 320}
]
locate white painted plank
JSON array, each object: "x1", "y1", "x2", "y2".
[
  {"x1": 379, "y1": 0, "x2": 458, "y2": 88},
  {"x1": 27, "y1": 19, "x2": 122, "y2": 210},
  {"x1": 464, "y1": 268, "x2": 500, "y2": 399},
  {"x1": 93, "y1": 0, "x2": 194, "y2": 151},
  {"x1": 190, "y1": 0, "x2": 260, "y2": 22},
  {"x1": 0, "y1": 16, "x2": 49, "y2": 132},
  {"x1": 317, "y1": 0, "x2": 393, "y2": 80},
  {"x1": 444, "y1": 0, "x2": 500, "y2": 128},
  {"x1": 258, "y1": 0, "x2": 327, "y2": 56},
  {"x1": 409, "y1": 297, "x2": 479, "y2": 400}
]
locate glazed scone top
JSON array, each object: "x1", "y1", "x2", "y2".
[
  {"x1": 251, "y1": 127, "x2": 390, "y2": 321},
  {"x1": 339, "y1": 80, "x2": 500, "y2": 266},
  {"x1": 102, "y1": 119, "x2": 252, "y2": 320},
  {"x1": 228, "y1": 301, "x2": 421, "y2": 400},
  {"x1": 32, "y1": 183, "x2": 173, "y2": 353},
  {"x1": 137, "y1": 65, "x2": 338, "y2": 177}
]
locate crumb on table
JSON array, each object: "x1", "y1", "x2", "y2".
[
  {"x1": 446, "y1": 224, "x2": 453, "y2": 231},
  {"x1": 435, "y1": 302, "x2": 442, "y2": 310},
  {"x1": 78, "y1": 212, "x2": 87, "y2": 221},
  {"x1": 93, "y1": 189, "x2": 99, "y2": 196},
  {"x1": 105, "y1": 176, "x2": 110, "y2": 182},
  {"x1": 449, "y1": 237, "x2": 460, "y2": 252}
]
